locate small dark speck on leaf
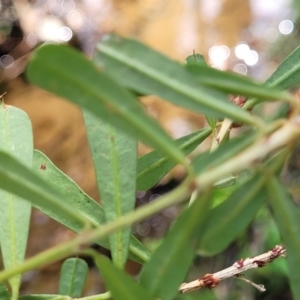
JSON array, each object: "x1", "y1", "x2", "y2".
[{"x1": 40, "y1": 163, "x2": 46, "y2": 170}]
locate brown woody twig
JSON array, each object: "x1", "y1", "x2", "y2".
[{"x1": 179, "y1": 245, "x2": 286, "y2": 294}]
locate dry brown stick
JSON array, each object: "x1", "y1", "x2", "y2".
[{"x1": 179, "y1": 245, "x2": 286, "y2": 294}]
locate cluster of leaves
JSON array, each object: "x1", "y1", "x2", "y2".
[{"x1": 1, "y1": 33, "x2": 300, "y2": 299}]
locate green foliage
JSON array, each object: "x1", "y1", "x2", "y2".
[
  {"x1": 83, "y1": 110, "x2": 137, "y2": 268},
  {"x1": 0, "y1": 104, "x2": 32, "y2": 300},
  {"x1": 0, "y1": 33, "x2": 300, "y2": 299},
  {"x1": 137, "y1": 128, "x2": 211, "y2": 190},
  {"x1": 58, "y1": 258, "x2": 88, "y2": 297},
  {"x1": 139, "y1": 191, "x2": 212, "y2": 300},
  {"x1": 267, "y1": 176, "x2": 300, "y2": 298},
  {"x1": 94, "y1": 34, "x2": 256, "y2": 125}
]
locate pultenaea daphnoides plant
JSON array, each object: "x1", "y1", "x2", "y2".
[{"x1": 0, "y1": 33, "x2": 300, "y2": 300}]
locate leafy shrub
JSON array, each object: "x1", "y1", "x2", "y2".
[{"x1": 1, "y1": 33, "x2": 300, "y2": 299}]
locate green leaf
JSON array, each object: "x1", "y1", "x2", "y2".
[
  {"x1": 185, "y1": 55, "x2": 217, "y2": 130},
  {"x1": 95, "y1": 254, "x2": 154, "y2": 300},
  {"x1": 95, "y1": 34, "x2": 256, "y2": 125},
  {"x1": 139, "y1": 190, "x2": 212, "y2": 300},
  {"x1": 83, "y1": 110, "x2": 137, "y2": 268},
  {"x1": 245, "y1": 44, "x2": 300, "y2": 108},
  {"x1": 192, "y1": 131, "x2": 256, "y2": 175},
  {"x1": 137, "y1": 128, "x2": 212, "y2": 191},
  {"x1": 185, "y1": 63, "x2": 291, "y2": 101},
  {"x1": 0, "y1": 282, "x2": 10, "y2": 300},
  {"x1": 267, "y1": 176, "x2": 300, "y2": 299},
  {"x1": 185, "y1": 53, "x2": 207, "y2": 66},
  {"x1": 26, "y1": 44, "x2": 187, "y2": 168},
  {"x1": 265, "y1": 44, "x2": 300, "y2": 90},
  {"x1": 58, "y1": 258, "x2": 88, "y2": 297},
  {"x1": 32, "y1": 149, "x2": 104, "y2": 231},
  {"x1": 33, "y1": 150, "x2": 151, "y2": 264},
  {"x1": 199, "y1": 174, "x2": 266, "y2": 255},
  {"x1": 0, "y1": 104, "x2": 32, "y2": 299},
  {"x1": 206, "y1": 116, "x2": 217, "y2": 130},
  {"x1": 0, "y1": 149, "x2": 90, "y2": 230}
]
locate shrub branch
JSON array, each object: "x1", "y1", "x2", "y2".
[{"x1": 179, "y1": 245, "x2": 286, "y2": 293}]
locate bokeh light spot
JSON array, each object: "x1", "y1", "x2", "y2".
[
  {"x1": 279, "y1": 20, "x2": 294, "y2": 35},
  {"x1": 244, "y1": 50, "x2": 259, "y2": 66},
  {"x1": 67, "y1": 10, "x2": 85, "y2": 31},
  {"x1": 26, "y1": 33, "x2": 39, "y2": 47},
  {"x1": 235, "y1": 43, "x2": 250, "y2": 60},
  {"x1": 233, "y1": 63, "x2": 248, "y2": 75},
  {"x1": 58, "y1": 26, "x2": 73, "y2": 41},
  {"x1": 209, "y1": 45, "x2": 230, "y2": 61},
  {"x1": 0, "y1": 55, "x2": 14, "y2": 69}
]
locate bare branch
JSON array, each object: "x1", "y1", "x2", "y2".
[{"x1": 179, "y1": 245, "x2": 286, "y2": 294}]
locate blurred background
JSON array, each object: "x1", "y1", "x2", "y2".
[{"x1": 0, "y1": 0, "x2": 299, "y2": 299}]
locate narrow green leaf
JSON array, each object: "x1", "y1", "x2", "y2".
[
  {"x1": 83, "y1": 110, "x2": 137, "y2": 268},
  {"x1": 33, "y1": 149, "x2": 104, "y2": 232},
  {"x1": 140, "y1": 190, "x2": 212, "y2": 300},
  {"x1": 206, "y1": 116, "x2": 217, "y2": 130},
  {"x1": 137, "y1": 128, "x2": 212, "y2": 191},
  {"x1": 185, "y1": 63, "x2": 291, "y2": 101},
  {"x1": 245, "y1": 44, "x2": 300, "y2": 108},
  {"x1": 0, "y1": 150, "x2": 90, "y2": 230},
  {"x1": 199, "y1": 174, "x2": 266, "y2": 255},
  {"x1": 0, "y1": 282, "x2": 10, "y2": 300},
  {"x1": 265, "y1": 44, "x2": 300, "y2": 90},
  {"x1": 26, "y1": 44, "x2": 187, "y2": 168},
  {"x1": 185, "y1": 54, "x2": 217, "y2": 129},
  {"x1": 95, "y1": 254, "x2": 154, "y2": 300},
  {"x1": 0, "y1": 104, "x2": 32, "y2": 299},
  {"x1": 267, "y1": 176, "x2": 300, "y2": 299},
  {"x1": 95, "y1": 34, "x2": 256, "y2": 125},
  {"x1": 58, "y1": 258, "x2": 88, "y2": 297},
  {"x1": 33, "y1": 150, "x2": 151, "y2": 264},
  {"x1": 192, "y1": 131, "x2": 256, "y2": 175}
]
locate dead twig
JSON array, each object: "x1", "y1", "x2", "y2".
[{"x1": 179, "y1": 245, "x2": 286, "y2": 294}]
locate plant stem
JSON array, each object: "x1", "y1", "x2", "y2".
[{"x1": 79, "y1": 291, "x2": 112, "y2": 300}]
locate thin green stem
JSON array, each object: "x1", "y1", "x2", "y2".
[{"x1": 79, "y1": 291, "x2": 112, "y2": 300}]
